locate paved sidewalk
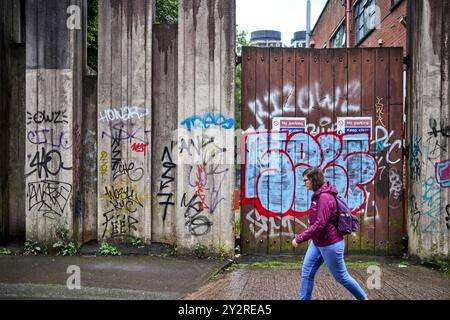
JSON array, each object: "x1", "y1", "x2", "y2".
[
  {"x1": 0, "y1": 255, "x2": 230, "y2": 300},
  {"x1": 185, "y1": 255, "x2": 450, "y2": 300}
]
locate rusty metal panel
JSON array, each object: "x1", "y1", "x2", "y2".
[
  {"x1": 241, "y1": 47, "x2": 257, "y2": 255},
  {"x1": 346, "y1": 49, "x2": 364, "y2": 253},
  {"x1": 374, "y1": 48, "x2": 391, "y2": 255},
  {"x1": 360, "y1": 49, "x2": 376, "y2": 255},
  {"x1": 293, "y1": 49, "x2": 310, "y2": 255},
  {"x1": 241, "y1": 47, "x2": 404, "y2": 256},
  {"x1": 388, "y1": 48, "x2": 404, "y2": 256}
]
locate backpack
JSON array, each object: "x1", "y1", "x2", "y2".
[{"x1": 335, "y1": 196, "x2": 359, "y2": 235}]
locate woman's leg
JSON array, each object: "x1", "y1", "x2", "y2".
[
  {"x1": 318, "y1": 240, "x2": 367, "y2": 300},
  {"x1": 300, "y1": 241, "x2": 324, "y2": 300}
]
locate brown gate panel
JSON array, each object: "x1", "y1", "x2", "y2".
[{"x1": 241, "y1": 47, "x2": 404, "y2": 256}]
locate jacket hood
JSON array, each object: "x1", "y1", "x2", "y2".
[{"x1": 313, "y1": 181, "x2": 338, "y2": 197}]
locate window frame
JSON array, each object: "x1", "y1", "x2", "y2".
[
  {"x1": 330, "y1": 19, "x2": 346, "y2": 48},
  {"x1": 354, "y1": 0, "x2": 377, "y2": 44}
]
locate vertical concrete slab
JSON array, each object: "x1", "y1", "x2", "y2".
[
  {"x1": 151, "y1": 25, "x2": 178, "y2": 244},
  {"x1": 97, "y1": 0, "x2": 153, "y2": 244},
  {"x1": 0, "y1": 0, "x2": 12, "y2": 240},
  {"x1": 408, "y1": 0, "x2": 449, "y2": 258},
  {"x1": 8, "y1": 43, "x2": 26, "y2": 237},
  {"x1": 81, "y1": 74, "x2": 98, "y2": 243},
  {"x1": 177, "y1": 0, "x2": 235, "y2": 256},
  {"x1": 25, "y1": 0, "x2": 84, "y2": 242}
]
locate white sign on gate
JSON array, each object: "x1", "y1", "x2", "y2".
[
  {"x1": 272, "y1": 117, "x2": 306, "y2": 133},
  {"x1": 337, "y1": 117, "x2": 372, "y2": 140}
]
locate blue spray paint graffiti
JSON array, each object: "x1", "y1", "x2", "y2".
[
  {"x1": 180, "y1": 113, "x2": 234, "y2": 131},
  {"x1": 243, "y1": 131, "x2": 378, "y2": 217}
]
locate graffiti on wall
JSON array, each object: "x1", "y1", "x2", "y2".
[
  {"x1": 26, "y1": 109, "x2": 73, "y2": 221},
  {"x1": 100, "y1": 119, "x2": 148, "y2": 240},
  {"x1": 180, "y1": 113, "x2": 234, "y2": 131},
  {"x1": 27, "y1": 180, "x2": 72, "y2": 220},
  {"x1": 157, "y1": 142, "x2": 176, "y2": 221},
  {"x1": 27, "y1": 110, "x2": 69, "y2": 125},
  {"x1": 435, "y1": 159, "x2": 450, "y2": 188},
  {"x1": 178, "y1": 125, "x2": 232, "y2": 236},
  {"x1": 242, "y1": 130, "x2": 378, "y2": 218}
]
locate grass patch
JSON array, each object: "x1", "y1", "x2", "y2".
[
  {"x1": 233, "y1": 260, "x2": 382, "y2": 269},
  {"x1": 425, "y1": 258, "x2": 450, "y2": 275},
  {"x1": 250, "y1": 261, "x2": 301, "y2": 268},
  {"x1": 345, "y1": 261, "x2": 382, "y2": 267}
]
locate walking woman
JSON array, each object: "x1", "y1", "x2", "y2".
[{"x1": 292, "y1": 167, "x2": 367, "y2": 300}]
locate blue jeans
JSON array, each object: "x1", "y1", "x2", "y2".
[{"x1": 299, "y1": 240, "x2": 367, "y2": 300}]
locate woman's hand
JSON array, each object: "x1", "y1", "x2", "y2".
[{"x1": 292, "y1": 238, "x2": 298, "y2": 247}]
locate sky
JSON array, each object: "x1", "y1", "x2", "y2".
[{"x1": 236, "y1": 0, "x2": 328, "y2": 46}]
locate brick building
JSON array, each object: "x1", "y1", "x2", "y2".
[{"x1": 311, "y1": 0, "x2": 407, "y2": 56}]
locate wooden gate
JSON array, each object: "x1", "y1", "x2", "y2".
[{"x1": 241, "y1": 47, "x2": 404, "y2": 256}]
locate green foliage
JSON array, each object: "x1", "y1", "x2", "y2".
[
  {"x1": 234, "y1": 28, "x2": 250, "y2": 132},
  {"x1": 155, "y1": 0, "x2": 178, "y2": 24},
  {"x1": 87, "y1": 0, "x2": 99, "y2": 71},
  {"x1": 0, "y1": 248, "x2": 12, "y2": 255},
  {"x1": 427, "y1": 257, "x2": 450, "y2": 275},
  {"x1": 235, "y1": 215, "x2": 241, "y2": 237},
  {"x1": 194, "y1": 242, "x2": 207, "y2": 259},
  {"x1": 23, "y1": 239, "x2": 47, "y2": 255},
  {"x1": 97, "y1": 242, "x2": 121, "y2": 256},
  {"x1": 52, "y1": 225, "x2": 80, "y2": 256},
  {"x1": 167, "y1": 245, "x2": 178, "y2": 257},
  {"x1": 131, "y1": 238, "x2": 144, "y2": 248},
  {"x1": 218, "y1": 244, "x2": 228, "y2": 261}
]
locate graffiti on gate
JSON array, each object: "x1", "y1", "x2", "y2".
[
  {"x1": 243, "y1": 130, "x2": 378, "y2": 218},
  {"x1": 245, "y1": 208, "x2": 308, "y2": 239},
  {"x1": 247, "y1": 82, "x2": 361, "y2": 131},
  {"x1": 27, "y1": 180, "x2": 73, "y2": 219},
  {"x1": 375, "y1": 97, "x2": 386, "y2": 127}
]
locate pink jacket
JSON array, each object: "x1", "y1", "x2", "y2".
[{"x1": 294, "y1": 182, "x2": 344, "y2": 247}]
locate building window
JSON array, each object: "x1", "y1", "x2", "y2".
[
  {"x1": 390, "y1": 0, "x2": 402, "y2": 10},
  {"x1": 355, "y1": 0, "x2": 377, "y2": 43},
  {"x1": 331, "y1": 22, "x2": 346, "y2": 48}
]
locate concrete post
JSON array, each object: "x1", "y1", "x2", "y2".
[
  {"x1": 25, "y1": 0, "x2": 85, "y2": 242},
  {"x1": 177, "y1": 0, "x2": 236, "y2": 257},
  {"x1": 408, "y1": 0, "x2": 450, "y2": 258},
  {"x1": 97, "y1": 0, "x2": 153, "y2": 244}
]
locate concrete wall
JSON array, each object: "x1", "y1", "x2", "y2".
[
  {"x1": 151, "y1": 24, "x2": 178, "y2": 244},
  {"x1": 0, "y1": 0, "x2": 11, "y2": 240},
  {"x1": 408, "y1": 0, "x2": 450, "y2": 259},
  {"x1": 25, "y1": 0, "x2": 85, "y2": 242},
  {"x1": 97, "y1": 0, "x2": 153, "y2": 244},
  {"x1": 176, "y1": 0, "x2": 236, "y2": 257},
  {"x1": 2, "y1": 0, "x2": 237, "y2": 256}
]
